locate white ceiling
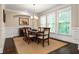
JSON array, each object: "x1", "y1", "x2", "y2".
[{"x1": 5, "y1": 4, "x2": 58, "y2": 14}]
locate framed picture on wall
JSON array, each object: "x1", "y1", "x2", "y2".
[{"x1": 19, "y1": 17, "x2": 29, "y2": 25}]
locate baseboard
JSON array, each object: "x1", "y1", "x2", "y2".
[
  {"x1": 0, "y1": 49, "x2": 3, "y2": 53},
  {"x1": 50, "y1": 37, "x2": 77, "y2": 45},
  {"x1": 13, "y1": 36, "x2": 20, "y2": 38},
  {"x1": 6, "y1": 36, "x2": 20, "y2": 39}
]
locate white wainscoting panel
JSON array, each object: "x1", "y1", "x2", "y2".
[
  {"x1": 5, "y1": 26, "x2": 32, "y2": 38},
  {"x1": 5, "y1": 27, "x2": 19, "y2": 38},
  {"x1": 72, "y1": 27, "x2": 79, "y2": 44}
]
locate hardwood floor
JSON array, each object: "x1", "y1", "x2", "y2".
[
  {"x1": 3, "y1": 38, "x2": 17, "y2": 54},
  {"x1": 3, "y1": 38, "x2": 79, "y2": 54},
  {"x1": 49, "y1": 43, "x2": 79, "y2": 54}
]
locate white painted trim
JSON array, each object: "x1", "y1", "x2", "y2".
[
  {"x1": 0, "y1": 49, "x2": 3, "y2": 53},
  {"x1": 46, "y1": 12, "x2": 56, "y2": 33},
  {"x1": 5, "y1": 8, "x2": 27, "y2": 13},
  {"x1": 5, "y1": 26, "x2": 32, "y2": 28},
  {"x1": 78, "y1": 45, "x2": 79, "y2": 50},
  {"x1": 5, "y1": 8, "x2": 31, "y2": 16},
  {"x1": 72, "y1": 27, "x2": 79, "y2": 31}
]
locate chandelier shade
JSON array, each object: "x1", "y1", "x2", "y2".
[
  {"x1": 31, "y1": 15, "x2": 38, "y2": 19},
  {"x1": 31, "y1": 4, "x2": 39, "y2": 20}
]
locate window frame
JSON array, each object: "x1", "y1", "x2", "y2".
[
  {"x1": 57, "y1": 7, "x2": 72, "y2": 35},
  {"x1": 40, "y1": 15, "x2": 47, "y2": 27},
  {"x1": 47, "y1": 12, "x2": 56, "y2": 33}
]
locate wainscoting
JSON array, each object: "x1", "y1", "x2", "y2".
[
  {"x1": 5, "y1": 26, "x2": 33, "y2": 38},
  {"x1": 50, "y1": 27, "x2": 79, "y2": 44},
  {"x1": 5, "y1": 27, "x2": 19, "y2": 38}
]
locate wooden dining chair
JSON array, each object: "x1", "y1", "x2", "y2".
[
  {"x1": 22, "y1": 27, "x2": 31, "y2": 41},
  {"x1": 22, "y1": 27, "x2": 27, "y2": 41},
  {"x1": 37, "y1": 28, "x2": 50, "y2": 47},
  {"x1": 38, "y1": 27, "x2": 44, "y2": 31},
  {"x1": 27, "y1": 30, "x2": 36, "y2": 44}
]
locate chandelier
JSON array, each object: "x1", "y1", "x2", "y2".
[{"x1": 31, "y1": 4, "x2": 38, "y2": 20}]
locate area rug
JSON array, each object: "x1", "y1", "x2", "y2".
[{"x1": 13, "y1": 37, "x2": 68, "y2": 54}]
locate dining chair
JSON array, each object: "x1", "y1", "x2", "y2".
[
  {"x1": 22, "y1": 27, "x2": 31, "y2": 41},
  {"x1": 38, "y1": 27, "x2": 44, "y2": 31},
  {"x1": 37, "y1": 28, "x2": 50, "y2": 47},
  {"x1": 27, "y1": 30, "x2": 36, "y2": 44},
  {"x1": 22, "y1": 27, "x2": 27, "y2": 41}
]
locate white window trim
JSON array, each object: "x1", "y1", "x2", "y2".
[
  {"x1": 46, "y1": 12, "x2": 56, "y2": 33},
  {"x1": 40, "y1": 15, "x2": 47, "y2": 27},
  {"x1": 57, "y1": 7, "x2": 72, "y2": 35}
]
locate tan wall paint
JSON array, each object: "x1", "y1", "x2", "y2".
[
  {"x1": 5, "y1": 11, "x2": 19, "y2": 27},
  {"x1": 78, "y1": 5, "x2": 79, "y2": 27},
  {"x1": 71, "y1": 5, "x2": 78, "y2": 27},
  {"x1": 5, "y1": 10, "x2": 39, "y2": 28},
  {"x1": 5, "y1": 11, "x2": 30, "y2": 27}
]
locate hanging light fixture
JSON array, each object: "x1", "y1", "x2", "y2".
[{"x1": 31, "y1": 4, "x2": 38, "y2": 20}]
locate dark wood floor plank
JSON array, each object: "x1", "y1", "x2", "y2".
[
  {"x1": 49, "y1": 43, "x2": 79, "y2": 54},
  {"x1": 3, "y1": 38, "x2": 16, "y2": 54}
]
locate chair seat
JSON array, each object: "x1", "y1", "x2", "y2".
[
  {"x1": 38, "y1": 35, "x2": 48, "y2": 39},
  {"x1": 29, "y1": 35, "x2": 36, "y2": 37}
]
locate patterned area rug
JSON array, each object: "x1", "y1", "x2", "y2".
[{"x1": 13, "y1": 37, "x2": 68, "y2": 54}]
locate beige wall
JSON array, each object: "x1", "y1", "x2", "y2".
[
  {"x1": 5, "y1": 11, "x2": 19, "y2": 27},
  {"x1": 78, "y1": 5, "x2": 79, "y2": 27},
  {"x1": 71, "y1": 5, "x2": 79, "y2": 27},
  {"x1": 5, "y1": 10, "x2": 39, "y2": 28},
  {"x1": 5, "y1": 11, "x2": 30, "y2": 27}
]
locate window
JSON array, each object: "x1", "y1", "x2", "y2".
[
  {"x1": 47, "y1": 13, "x2": 56, "y2": 32},
  {"x1": 40, "y1": 15, "x2": 46, "y2": 27},
  {"x1": 58, "y1": 7, "x2": 71, "y2": 35},
  {"x1": 40, "y1": 6, "x2": 71, "y2": 35}
]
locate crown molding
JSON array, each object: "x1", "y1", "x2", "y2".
[{"x1": 5, "y1": 8, "x2": 31, "y2": 16}]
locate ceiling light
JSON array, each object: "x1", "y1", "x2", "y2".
[{"x1": 31, "y1": 4, "x2": 38, "y2": 20}]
